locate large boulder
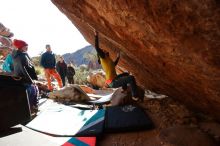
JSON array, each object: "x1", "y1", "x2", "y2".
[
  {"x1": 0, "y1": 22, "x2": 13, "y2": 57},
  {"x1": 87, "y1": 70, "x2": 106, "y2": 88},
  {"x1": 0, "y1": 22, "x2": 14, "y2": 38},
  {"x1": 48, "y1": 85, "x2": 91, "y2": 102},
  {"x1": 51, "y1": 0, "x2": 220, "y2": 120}
]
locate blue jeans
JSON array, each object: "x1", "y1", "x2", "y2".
[{"x1": 25, "y1": 84, "x2": 39, "y2": 107}]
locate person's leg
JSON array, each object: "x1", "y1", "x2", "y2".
[
  {"x1": 72, "y1": 77, "x2": 74, "y2": 84},
  {"x1": 114, "y1": 73, "x2": 130, "y2": 90},
  {"x1": 26, "y1": 84, "x2": 39, "y2": 111},
  {"x1": 50, "y1": 69, "x2": 63, "y2": 88},
  {"x1": 61, "y1": 76, "x2": 65, "y2": 86},
  {"x1": 26, "y1": 84, "x2": 33, "y2": 107},
  {"x1": 32, "y1": 84, "x2": 39, "y2": 106},
  {"x1": 67, "y1": 77, "x2": 71, "y2": 84},
  {"x1": 44, "y1": 69, "x2": 53, "y2": 91},
  {"x1": 68, "y1": 77, "x2": 74, "y2": 84},
  {"x1": 110, "y1": 75, "x2": 138, "y2": 100},
  {"x1": 116, "y1": 72, "x2": 129, "y2": 78}
]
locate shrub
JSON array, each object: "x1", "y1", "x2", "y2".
[
  {"x1": 74, "y1": 65, "x2": 89, "y2": 85},
  {"x1": 35, "y1": 66, "x2": 44, "y2": 76}
]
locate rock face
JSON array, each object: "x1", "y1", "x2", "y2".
[
  {"x1": 0, "y1": 22, "x2": 13, "y2": 38},
  {"x1": 52, "y1": 0, "x2": 220, "y2": 120},
  {"x1": 159, "y1": 126, "x2": 218, "y2": 146}
]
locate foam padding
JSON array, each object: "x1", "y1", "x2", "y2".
[
  {"x1": 26, "y1": 99, "x2": 105, "y2": 136},
  {"x1": 62, "y1": 137, "x2": 96, "y2": 146},
  {"x1": 105, "y1": 105, "x2": 154, "y2": 132}
]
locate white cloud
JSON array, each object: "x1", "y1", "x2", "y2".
[{"x1": 0, "y1": 0, "x2": 90, "y2": 57}]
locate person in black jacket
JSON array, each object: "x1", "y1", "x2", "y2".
[
  {"x1": 12, "y1": 40, "x2": 37, "y2": 83},
  {"x1": 66, "y1": 63, "x2": 75, "y2": 84},
  {"x1": 12, "y1": 39, "x2": 38, "y2": 111},
  {"x1": 56, "y1": 56, "x2": 67, "y2": 86}
]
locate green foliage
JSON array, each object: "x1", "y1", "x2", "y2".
[
  {"x1": 83, "y1": 49, "x2": 97, "y2": 62},
  {"x1": 32, "y1": 56, "x2": 41, "y2": 66},
  {"x1": 35, "y1": 66, "x2": 44, "y2": 75},
  {"x1": 83, "y1": 49, "x2": 101, "y2": 70},
  {"x1": 31, "y1": 56, "x2": 44, "y2": 75},
  {"x1": 74, "y1": 65, "x2": 90, "y2": 85}
]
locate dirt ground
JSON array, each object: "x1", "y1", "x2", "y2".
[{"x1": 97, "y1": 96, "x2": 220, "y2": 146}]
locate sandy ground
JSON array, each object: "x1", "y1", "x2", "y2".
[{"x1": 97, "y1": 96, "x2": 220, "y2": 146}]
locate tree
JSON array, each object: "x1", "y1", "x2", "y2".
[{"x1": 83, "y1": 50, "x2": 100, "y2": 70}]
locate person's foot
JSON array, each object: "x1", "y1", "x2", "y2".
[
  {"x1": 132, "y1": 96, "x2": 139, "y2": 101},
  {"x1": 30, "y1": 106, "x2": 38, "y2": 118}
]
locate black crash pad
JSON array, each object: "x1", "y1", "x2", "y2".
[{"x1": 104, "y1": 105, "x2": 154, "y2": 132}]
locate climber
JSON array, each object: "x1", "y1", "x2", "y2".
[{"x1": 93, "y1": 30, "x2": 140, "y2": 101}]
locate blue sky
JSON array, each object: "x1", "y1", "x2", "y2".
[{"x1": 0, "y1": 0, "x2": 90, "y2": 57}]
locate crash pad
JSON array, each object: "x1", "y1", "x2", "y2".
[
  {"x1": 0, "y1": 125, "x2": 96, "y2": 146},
  {"x1": 62, "y1": 137, "x2": 96, "y2": 146},
  {"x1": 26, "y1": 99, "x2": 105, "y2": 136},
  {"x1": 105, "y1": 105, "x2": 154, "y2": 132},
  {"x1": 0, "y1": 125, "x2": 58, "y2": 146}
]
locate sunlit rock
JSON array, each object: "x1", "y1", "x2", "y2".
[
  {"x1": 87, "y1": 70, "x2": 106, "y2": 88},
  {"x1": 48, "y1": 85, "x2": 91, "y2": 102},
  {"x1": 52, "y1": 0, "x2": 220, "y2": 120}
]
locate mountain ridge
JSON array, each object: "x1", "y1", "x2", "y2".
[{"x1": 62, "y1": 45, "x2": 94, "y2": 66}]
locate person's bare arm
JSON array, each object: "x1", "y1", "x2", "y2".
[
  {"x1": 114, "y1": 52, "x2": 120, "y2": 66},
  {"x1": 94, "y1": 31, "x2": 105, "y2": 58}
]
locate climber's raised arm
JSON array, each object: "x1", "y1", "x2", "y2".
[{"x1": 94, "y1": 31, "x2": 105, "y2": 58}]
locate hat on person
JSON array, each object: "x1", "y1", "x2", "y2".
[{"x1": 13, "y1": 39, "x2": 28, "y2": 50}]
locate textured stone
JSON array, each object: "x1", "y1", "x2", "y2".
[
  {"x1": 87, "y1": 70, "x2": 106, "y2": 88},
  {"x1": 0, "y1": 22, "x2": 14, "y2": 37},
  {"x1": 48, "y1": 85, "x2": 91, "y2": 102},
  {"x1": 52, "y1": 0, "x2": 220, "y2": 120},
  {"x1": 159, "y1": 125, "x2": 218, "y2": 146}
]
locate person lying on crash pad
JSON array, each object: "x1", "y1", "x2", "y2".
[{"x1": 93, "y1": 30, "x2": 140, "y2": 101}]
